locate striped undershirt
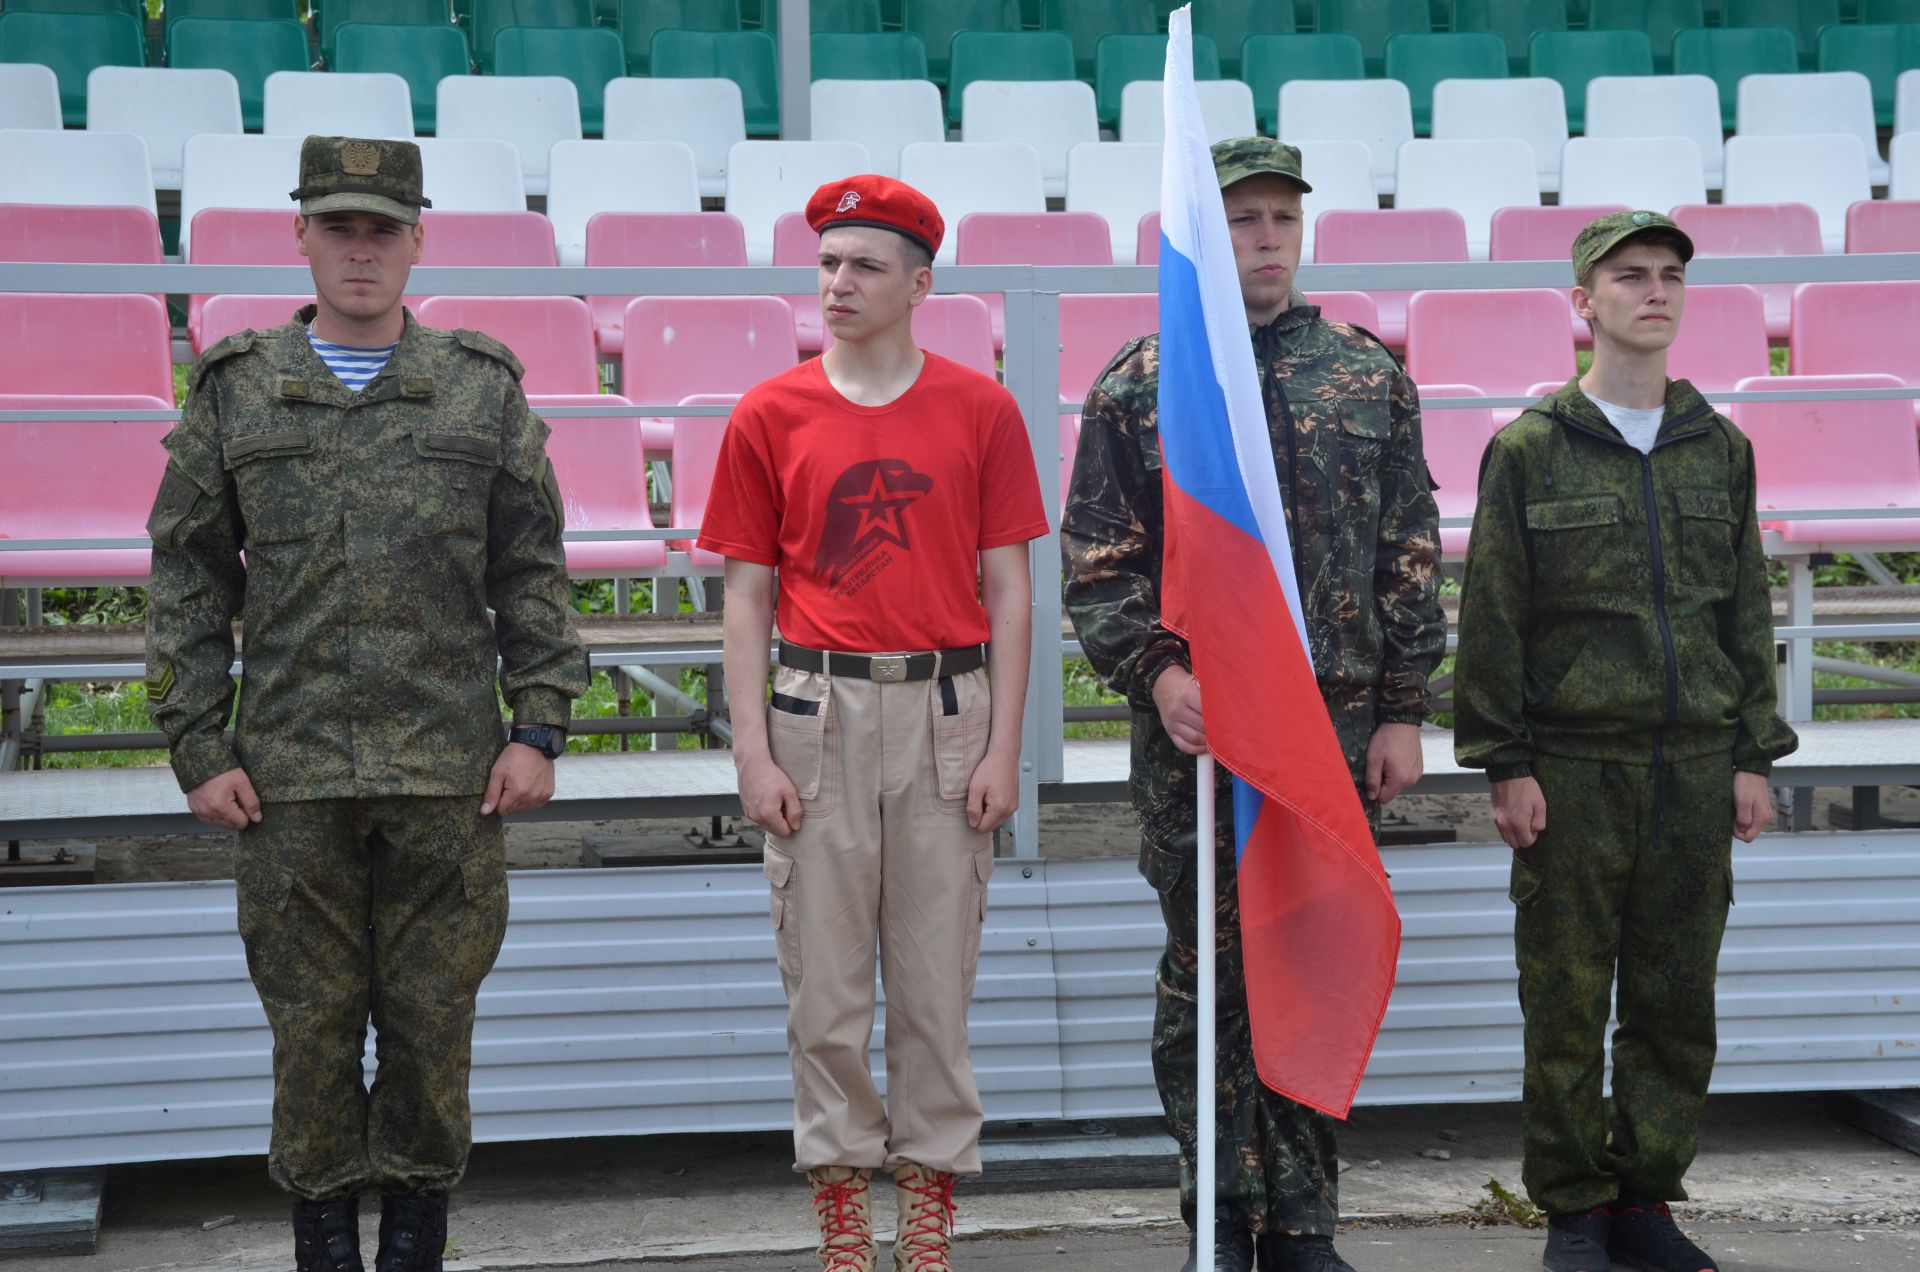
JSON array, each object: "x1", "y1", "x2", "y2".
[{"x1": 307, "y1": 326, "x2": 397, "y2": 392}]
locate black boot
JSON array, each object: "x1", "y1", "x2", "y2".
[
  {"x1": 1542, "y1": 1207, "x2": 1612, "y2": 1272},
  {"x1": 292, "y1": 1196, "x2": 364, "y2": 1272},
  {"x1": 1609, "y1": 1197, "x2": 1720, "y2": 1272},
  {"x1": 375, "y1": 1193, "x2": 448, "y2": 1272},
  {"x1": 1179, "y1": 1211, "x2": 1255, "y2": 1272},
  {"x1": 1259, "y1": 1233, "x2": 1356, "y2": 1271}
]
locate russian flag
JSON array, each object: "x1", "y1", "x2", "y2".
[{"x1": 1155, "y1": 7, "x2": 1401, "y2": 1118}]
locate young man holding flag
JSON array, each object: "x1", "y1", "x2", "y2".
[{"x1": 1062, "y1": 130, "x2": 1444, "y2": 1272}]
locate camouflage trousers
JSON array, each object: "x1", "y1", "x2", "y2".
[
  {"x1": 235, "y1": 796, "x2": 509, "y2": 1201},
  {"x1": 1511, "y1": 750, "x2": 1736, "y2": 1215}
]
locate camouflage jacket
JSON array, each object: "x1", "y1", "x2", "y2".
[
  {"x1": 1453, "y1": 378, "x2": 1797, "y2": 778},
  {"x1": 1061, "y1": 296, "x2": 1445, "y2": 846},
  {"x1": 144, "y1": 306, "x2": 590, "y2": 800}
]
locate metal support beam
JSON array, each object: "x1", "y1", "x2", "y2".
[{"x1": 778, "y1": 0, "x2": 810, "y2": 139}]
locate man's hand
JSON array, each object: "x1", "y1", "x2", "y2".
[
  {"x1": 186, "y1": 767, "x2": 262, "y2": 830},
  {"x1": 738, "y1": 752, "x2": 805, "y2": 838},
  {"x1": 1365, "y1": 722, "x2": 1423, "y2": 804},
  {"x1": 1492, "y1": 776, "x2": 1548, "y2": 851},
  {"x1": 967, "y1": 747, "x2": 1019, "y2": 832},
  {"x1": 481, "y1": 743, "x2": 555, "y2": 817},
  {"x1": 1733, "y1": 770, "x2": 1775, "y2": 842},
  {"x1": 1152, "y1": 667, "x2": 1207, "y2": 755}
]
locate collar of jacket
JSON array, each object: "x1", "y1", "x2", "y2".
[
  {"x1": 288, "y1": 302, "x2": 431, "y2": 401},
  {"x1": 1533, "y1": 374, "x2": 1717, "y2": 448},
  {"x1": 1246, "y1": 288, "x2": 1317, "y2": 343}
]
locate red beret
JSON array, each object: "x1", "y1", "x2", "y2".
[{"x1": 805, "y1": 174, "x2": 945, "y2": 259}]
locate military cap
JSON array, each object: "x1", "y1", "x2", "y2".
[
  {"x1": 1571, "y1": 209, "x2": 1694, "y2": 284},
  {"x1": 289, "y1": 135, "x2": 432, "y2": 225},
  {"x1": 1210, "y1": 136, "x2": 1313, "y2": 193},
  {"x1": 806, "y1": 173, "x2": 945, "y2": 258}
]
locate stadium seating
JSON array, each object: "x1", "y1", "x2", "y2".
[
  {"x1": 902, "y1": 0, "x2": 1023, "y2": 85},
  {"x1": 1313, "y1": 208, "x2": 1469, "y2": 348},
  {"x1": 1316, "y1": 0, "x2": 1432, "y2": 76},
  {"x1": 1058, "y1": 292, "x2": 1157, "y2": 406},
  {"x1": 1722, "y1": 134, "x2": 1871, "y2": 253},
  {"x1": 1295, "y1": 139, "x2": 1382, "y2": 261},
  {"x1": 1416, "y1": 384, "x2": 1497, "y2": 555},
  {"x1": 417, "y1": 209, "x2": 558, "y2": 277},
  {"x1": 1453, "y1": 0, "x2": 1567, "y2": 75},
  {"x1": 546, "y1": 139, "x2": 701, "y2": 265},
  {"x1": 1788, "y1": 280, "x2": 1920, "y2": 419},
  {"x1": 1559, "y1": 136, "x2": 1706, "y2": 211},
  {"x1": 1490, "y1": 204, "x2": 1630, "y2": 262},
  {"x1": 414, "y1": 296, "x2": 600, "y2": 396},
  {"x1": 0, "y1": 203, "x2": 162, "y2": 271},
  {"x1": 1584, "y1": 73, "x2": 1727, "y2": 188},
  {"x1": 651, "y1": 29, "x2": 780, "y2": 135},
  {"x1": 1528, "y1": 29, "x2": 1653, "y2": 131},
  {"x1": 810, "y1": 31, "x2": 930, "y2": 80},
  {"x1": 772, "y1": 211, "x2": 826, "y2": 350},
  {"x1": 471, "y1": 0, "x2": 594, "y2": 73},
  {"x1": 86, "y1": 67, "x2": 242, "y2": 190},
  {"x1": 1195, "y1": 0, "x2": 1295, "y2": 78},
  {"x1": 264, "y1": 71, "x2": 415, "y2": 141},
  {"x1": 1118, "y1": 79, "x2": 1258, "y2": 143},
  {"x1": 0, "y1": 9, "x2": 145, "y2": 127},
  {"x1": 1395, "y1": 138, "x2": 1539, "y2": 259},
  {"x1": 1723, "y1": 0, "x2": 1839, "y2": 68},
  {"x1": 334, "y1": 24, "x2": 471, "y2": 135},
  {"x1": 1429, "y1": 77, "x2": 1569, "y2": 194},
  {"x1": 619, "y1": 0, "x2": 740, "y2": 75},
  {"x1": 1896, "y1": 132, "x2": 1920, "y2": 200},
  {"x1": 1383, "y1": 32, "x2": 1508, "y2": 135},
  {"x1": 185, "y1": 207, "x2": 304, "y2": 350},
  {"x1": 1733, "y1": 372, "x2": 1920, "y2": 549},
  {"x1": 319, "y1": 0, "x2": 454, "y2": 68},
  {"x1": 0, "y1": 129, "x2": 157, "y2": 217},
  {"x1": 534, "y1": 397, "x2": 671, "y2": 574},
  {"x1": 197, "y1": 294, "x2": 315, "y2": 350},
  {"x1": 821, "y1": 293, "x2": 999, "y2": 378},
  {"x1": 164, "y1": 0, "x2": 299, "y2": 30},
  {"x1": 1586, "y1": 0, "x2": 1703, "y2": 72},
  {"x1": 1241, "y1": 34, "x2": 1367, "y2": 134},
  {"x1": 1737, "y1": 71, "x2": 1889, "y2": 186},
  {"x1": 1306, "y1": 290, "x2": 1382, "y2": 330},
  {"x1": 957, "y1": 210, "x2": 1113, "y2": 346},
  {"x1": 727, "y1": 139, "x2": 870, "y2": 265},
  {"x1": 1137, "y1": 210, "x2": 1161, "y2": 265},
  {"x1": 945, "y1": 30, "x2": 1076, "y2": 126},
  {"x1": 0, "y1": 63, "x2": 62, "y2": 130},
  {"x1": 176, "y1": 134, "x2": 305, "y2": 266},
  {"x1": 962, "y1": 81, "x2": 1099, "y2": 200},
  {"x1": 1278, "y1": 78, "x2": 1414, "y2": 196},
  {"x1": 413, "y1": 137, "x2": 527, "y2": 210},
  {"x1": 1899, "y1": 67, "x2": 1920, "y2": 133},
  {"x1": 0, "y1": 293, "x2": 173, "y2": 400},
  {"x1": 1665, "y1": 284, "x2": 1770, "y2": 394},
  {"x1": 495, "y1": 26, "x2": 625, "y2": 135},
  {"x1": 1066, "y1": 142, "x2": 1160, "y2": 266},
  {"x1": 620, "y1": 296, "x2": 799, "y2": 448},
  {"x1": 167, "y1": 17, "x2": 311, "y2": 133},
  {"x1": 1044, "y1": 0, "x2": 1157, "y2": 81},
  {"x1": 604, "y1": 78, "x2": 745, "y2": 200},
  {"x1": 582, "y1": 211, "x2": 748, "y2": 354},
  {"x1": 1846, "y1": 199, "x2": 1920, "y2": 252},
  {"x1": 668, "y1": 394, "x2": 738, "y2": 569},
  {"x1": 0, "y1": 397, "x2": 174, "y2": 586},
  {"x1": 899, "y1": 141, "x2": 1046, "y2": 265},
  {"x1": 1404, "y1": 288, "x2": 1576, "y2": 411},
  {"x1": 810, "y1": 80, "x2": 943, "y2": 180},
  {"x1": 1816, "y1": 23, "x2": 1920, "y2": 128},
  {"x1": 1094, "y1": 33, "x2": 1221, "y2": 130},
  {"x1": 1672, "y1": 26, "x2": 1798, "y2": 129},
  {"x1": 437, "y1": 76, "x2": 583, "y2": 196},
  {"x1": 1670, "y1": 202, "x2": 1821, "y2": 341}
]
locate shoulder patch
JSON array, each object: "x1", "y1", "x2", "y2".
[
  {"x1": 453, "y1": 327, "x2": 526, "y2": 382},
  {"x1": 186, "y1": 329, "x2": 258, "y2": 392}
]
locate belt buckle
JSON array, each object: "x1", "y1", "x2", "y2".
[{"x1": 869, "y1": 655, "x2": 909, "y2": 683}]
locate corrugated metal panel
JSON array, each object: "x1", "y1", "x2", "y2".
[{"x1": 4, "y1": 834, "x2": 1917, "y2": 1171}]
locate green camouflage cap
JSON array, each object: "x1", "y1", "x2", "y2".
[
  {"x1": 290, "y1": 135, "x2": 431, "y2": 224},
  {"x1": 1571, "y1": 209, "x2": 1693, "y2": 284},
  {"x1": 1210, "y1": 136, "x2": 1313, "y2": 193}
]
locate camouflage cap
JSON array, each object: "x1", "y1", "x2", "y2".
[
  {"x1": 1571, "y1": 209, "x2": 1693, "y2": 284},
  {"x1": 290, "y1": 136, "x2": 431, "y2": 224},
  {"x1": 1210, "y1": 136, "x2": 1313, "y2": 194}
]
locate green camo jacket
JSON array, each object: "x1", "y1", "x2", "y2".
[
  {"x1": 144, "y1": 307, "x2": 590, "y2": 800},
  {"x1": 1453, "y1": 378, "x2": 1797, "y2": 779},
  {"x1": 1061, "y1": 296, "x2": 1445, "y2": 845}
]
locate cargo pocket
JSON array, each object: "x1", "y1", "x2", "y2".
[
  {"x1": 1674, "y1": 486, "x2": 1737, "y2": 596},
  {"x1": 145, "y1": 466, "x2": 205, "y2": 550},
  {"x1": 233, "y1": 858, "x2": 302, "y2": 1008},
  {"x1": 767, "y1": 682, "x2": 834, "y2": 816},
  {"x1": 932, "y1": 673, "x2": 993, "y2": 808},
  {"x1": 963, "y1": 847, "x2": 993, "y2": 989},
  {"x1": 764, "y1": 842, "x2": 801, "y2": 987},
  {"x1": 1526, "y1": 493, "x2": 1629, "y2": 597},
  {"x1": 1141, "y1": 837, "x2": 1188, "y2": 896},
  {"x1": 1508, "y1": 851, "x2": 1544, "y2": 910}
]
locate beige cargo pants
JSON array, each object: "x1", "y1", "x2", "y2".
[{"x1": 760, "y1": 658, "x2": 996, "y2": 1177}]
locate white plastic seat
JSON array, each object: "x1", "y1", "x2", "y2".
[
  {"x1": 546, "y1": 140, "x2": 700, "y2": 266},
  {"x1": 811, "y1": 80, "x2": 944, "y2": 181},
  {"x1": 961, "y1": 80, "x2": 1099, "y2": 200},
  {"x1": 1558, "y1": 136, "x2": 1706, "y2": 213},
  {"x1": 414, "y1": 138, "x2": 527, "y2": 212},
  {"x1": 1898, "y1": 68, "x2": 1920, "y2": 136},
  {"x1": 1430, "y1": 78, "x2": 1569, "y2": 196},
  {"x1": 1585, "y1": 74, "x2": 1725, "y2": 189},
  {"x1": 1066, "y1": 141, "x2": 1160, "y2": 265},
  {"x1": 1393, "y1": 138, "x2": 1539, "y2": 260},
  {"x1": 1737, "y1": 71, "x2": 1887, "y2": 187},
  {"x1": 1277, "y1": 78, "x2": 1413, "y2": 197},
  {"x1": 0, "y1": 64, "x2": 60, "y2": 130},
  {"x1": 1118, "y1": 79, "x2": 1256, "y2": 144},
  {"x1": 0, "y1": 129, "x2": 156, "y2": 217},
  {"x1": 604, "y1": 77, "x2": 744, "y2": 200},
  {"x1": 179, "y1": 133, "x2": 304, "y2": 259},
  {"x1": 437, "y1": 76, "x2": 582, "y2": 197},
  {"x1": 86, "y1": 67, "x2": 240, "y2": 190},
  {"x1": 1294, "y1": 138, "x2": 1381, "y2": 262},
  {"x1": 899, "y1": 141, "x2": 1046, "y2": 265},
  {"x1": 1722, "y1": 133, "x2": 1871, "y2": 253},
  {"x1": 264, "y1": 70, "x2": 414, "y2": 142},
  {"x1": 725, "y1": 139, "x2": 871, "y2": 265},
  {"x1": 1894, "y1": 132, "x2": 1920, "y2": 201}
]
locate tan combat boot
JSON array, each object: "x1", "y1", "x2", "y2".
[
  {"x1": 807, "y1": 1166, "x2": 876, "y2": 1272},
  {"x1": 891, "y1": 1163, "x2": 958, "y2": 1271}
]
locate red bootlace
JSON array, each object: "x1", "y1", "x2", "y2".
[
  {"x1": 813, "y1": 1174, "x2": 871, "y2": 1270},
  {"x1": 895, "y1": 1171, "x2": 957, "y2": 1270}
]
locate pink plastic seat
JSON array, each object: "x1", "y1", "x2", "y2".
[
  {"x1": 773, "y1": 212, "x2": 825, "y2": 353},
  {"x1": 1404, "y1": 289, "x2": 1577, "y2": 419},
  {"x1": 1417, "y1": 384, "x2": 1497, "y2": 557},
  {"x1": 530, "y1": 393, "x2": 668, "y2": 577},
  {"x1": 197, "y1": 294, "x2": 315, "y2": 349},
  {"x1": 1845, "y1": 200, "x2": 1920, "y2": 254},
  {"x1": 582, "y1": 211, "x2": 748, "y2": 356},
  {"x1": 1788, "y1": 279, "x2": 1920, "y2": 423},
  {"x1": 620, "y1": 297, "x2": 799, "y2": 456},
  {"x1": 1312, "y1": 208, "x2": 1470, "y2": 349},
  {"x1": 0, "y1": 203, "x2": 162, "y2": 265},
  {"x1": 0, "y1": 293, "x2": 173, "y2": 399},
  {"x1": 955, "y1": 210, "x2": 1113, "y2": 348},
  {"x1": 407, "y1": 209, "x2": 557, "y2": 310},
  {"x1": 187, "y1": 207, "x2": 306, "y2": 352},
  {"x1": 1670, "y1": 203, "x2": 1821, "y2": 343},
  {"x1": 413, "y1": 295, "x2": 600, "y2": 397},
  {"x1": 1489, "y1": 205, "x2": 1631, "y2": 263},
  {"x1": 822, "y1": 293, "x2": 999, "y2": 380},
  {"x1": 1732, "y1": 373, "x2": 1920, "y2": 548},
  {"x1": 1667, "y1": 284, "x2": 1770, "y2": 396},
  {"x1": 1137, "y1": 210, "x2": 1160, "y2": 266},
  {"x1": 1306, "y1": 291, "x2": 1381, "y2": 332},
  {"x1": 1060, "y1": 292, "x2": 1158, "y2": 408},
  {"x1": 0, "y1": 395, "x2": 173, "y2": 585},
  {"x1": 671, "y1": 394, "x2": 741, "y2": 569}
]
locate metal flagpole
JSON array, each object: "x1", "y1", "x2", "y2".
[{"x1": 1195, "y1": 751, "x2": 1217, "y2": 1261}]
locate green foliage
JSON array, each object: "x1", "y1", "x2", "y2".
[
  {"x1": 39, "y1": 586, "x2": 147, "y2": 626},
  {"x1": 1473, "y1": 1176, "x2": 1546, "y2": 1228},
  {"x1": 1063, "y1": 657, "x2": 1129, "y2": 740},
  {"x1": 39, "y1": 681, "x2": 167, "y2": 769}
]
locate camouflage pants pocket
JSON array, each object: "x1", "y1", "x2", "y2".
[
  {"x1": 1508, "y1": 851, "x2": 1545, "y2": 909},
  {"x1": 764, "y1": 841, "x2": 801, "y2": 991}
]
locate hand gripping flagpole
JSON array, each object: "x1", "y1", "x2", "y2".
[{"x1": 1195, "y1": 750, "x2": 1217, "y2": 1260}]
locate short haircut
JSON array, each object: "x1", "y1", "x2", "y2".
[
  {"x1": 1580, "y1": 228, "x2": 1690, "y2": 291},
  {"x1": 896, "y1": 233, "x2": 933, "y2": 273}
]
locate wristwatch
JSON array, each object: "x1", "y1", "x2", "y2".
[{"x1": 509, "y1": 724, "x2": 567, "y2": 759}]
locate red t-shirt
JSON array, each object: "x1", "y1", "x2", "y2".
[{"x1": 696, "y1": 352, "x2": 1049, "y2": 652}]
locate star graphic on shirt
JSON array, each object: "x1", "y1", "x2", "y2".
[{"x1": 837, "y1": 465, "x2": 925, "y2": 549}]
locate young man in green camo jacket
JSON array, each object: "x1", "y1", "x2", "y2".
[{"x1": 1453, "y1": 210, "x2": 1798, "y2": 1272}]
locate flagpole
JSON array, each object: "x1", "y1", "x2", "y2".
[{"x1": 1195, "y1": 751, "x2": 1217, "y2": 1261}]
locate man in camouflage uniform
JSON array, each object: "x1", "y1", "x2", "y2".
[
  {"x1": 1062, "y1": 138, "x2": 1444, "y2": 1272},
  {"x1": 1453, "y1": 211, "x2": 1797, "y2": 1272},
  {"x1": 144, "y1": 137, "x2": 588, "y2": 1272}
]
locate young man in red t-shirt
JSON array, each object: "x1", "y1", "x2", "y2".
[{"x1": 698, "y1": 175, "x2": 1049, "y2": 1272}]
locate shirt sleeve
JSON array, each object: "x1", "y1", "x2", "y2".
[
  {"x1": 1723, "y1": 432, "x2": 1798, "y2": 774},
  {"x1": 1372, "y1": 367, "x2": 1446, "y2": 723},
  {"x1": 694, "y1": 397, "x2": 782, "y2": 566},
  {"x1": 1452, "y1": 434, "x2": 1536, "y2": 780},
  {"x1": 977, "y1": 395, "x2": 1051, "y2": 549}
]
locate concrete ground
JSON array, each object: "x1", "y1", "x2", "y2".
[{"x1": 13, "y1": 1092, "x2": 1916, "y2": 1272}]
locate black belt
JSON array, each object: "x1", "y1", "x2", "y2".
[{"x1": 778, "y1": 643, "x2": 984, "y2": 682}]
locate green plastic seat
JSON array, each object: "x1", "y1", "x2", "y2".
[
  {"x1": 651, "y1": 27, "x2": 779, "y2": 134},
  {"x1": 166, "y1": 17, "x2": 310, "y2": 129},
  {"x1": 495, "y1": 24, "x2": 623, "y2": 133},
  {"x1": 1093, "y1": 31, "x2": 1220, "y2": 127},
  {"x1": 761, "y1": 0, "x2": 886, "y2": 34},
  {"x1": 810, "y1": 30, "x2": 929, "y2": 79},
  {"x1": 8, "y1": 0, "x2": 144, "y2": 17},
  {"x1": 472, "y1": 0, "x2": 594, "y2": 71},
  {"x1": 1724, "y1": 0, "x2": 1842, "y2": 68},
  {"x1": 901, "y1": 0, "x2": 1021, "y2": 84},
  {"x1": 1240, "y1": 32, "x2": 1364, "y2": 133},
  {"x1": 319, "y1": 0, "x2": 451, "y2": 67},
  {"x1": 1863, "y1": 0, "x2": 1920, "y2": 21},
  {"x1": 1672, "y1": 25, "x2": 1798, "y2": 128},
  {"x1": 0, "y1": 9, "x2": 144, "y2": 125},
  {"x1": 1042, "y1": 0, "x2": 1157, "y2": 81},
  {"x1": 336, "y1": 22, "x2": 470, "y2": 132},
  {"x1": 1192, "y1": 0, "x2": 1293, "y2": 78},
  {"x1": 1817, "y1": 21, "x2": 1920, "y2": 127},
  {"x1": 165, "y1": 0, "x2": 303, "y2": 35},
  {"x1": 1451, "y1": 0, "x2": 1567, "y2": 75},
  {"x1": 1585, "y1": 0, "x2": 1701, "y2": 73},
  {"x1": 1315, "y1": 0, "x2": 1431, "y2": 75},
  {"x1": 617, "y1": 0, "x2": 740, "y2": 75},
  {"x1": 945, "y1": 28, "x2": 1074, "y2": 123},
  {"x1": 1384, "y1": 32, "x2": 1506, "y2": 133},
  {"x1": 1528, "y1": 29, "x2": 1651, "y2": 131}
]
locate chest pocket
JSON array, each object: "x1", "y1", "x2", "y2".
[
  {"x1": 1526, "y1": 492, "x2": 1628, "y2": 597},
  {"x1": 224, "y1": 429, "x2": 319, "y2": 545},
  {"x1": 1673, "y1": 486, "x2": 1737, "y2": 596},
  {"x1": 411, "y1": 430, "x2": 498, "y2": 539}
]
